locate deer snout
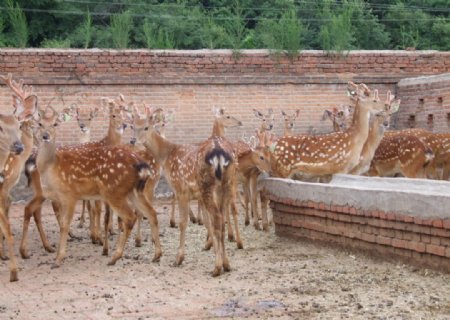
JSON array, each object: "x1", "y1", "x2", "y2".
[
  {"x1": 11, "y1": 140, "x2": 24, "y2": 155},
  {"x1": 268, "y1": 124, "x2": 273, "y2": 130},
  {"x1": 42, "y1": 132, "x2": 51, "y2": 142},
  {"x1": 130, "y1": 137, "x2": 137, "y2": 145}
]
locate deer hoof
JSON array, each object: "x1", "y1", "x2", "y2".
[
  {"x1": 212, "y1": 267, "x2": 221, "y2": 277},
  {"x1": 102, "y1": 248, "x2": 108, "y2": 256},
  {"x1": 0, "y1": 254, "x2": 9, "y2": 261},
  {"x1": 50, "y1": 263, "x2": 60, "y2": 269},
  {"x1": 223, "y1": 263, "x2": 231, "y2": 273},
  {"x1": 228, "y1": 234, "x2": 235, "y2": 242},
  {"x1": 237, "y1": 242, "x2": 244, "y2": 250},
  {"x1": 152, "y1": 253, "x2": 161, "y2": 263},
  {"x1": 262, "y1": 224, "x2": 269, "y2": 232},
  {"x1": 19, "y1": 250, "x2": 29, "y2": 259},
  {"x1": 10, "y1": 270, "x2": 18, "y2": 282},
  {"x1": 245, "y1": 220, "x2": 250, "y2": 226},
  {"x1": 45, "y1": 246, "x2": 56, "y2": 253},
  {"x1": 135, "y1": 239, "x2": 142, "y2": 247},
  {"x1": 174, "y1": 254, "x2": 184, "y2": 266},
  {"x1": 107, "y1": 260, "x2": 116, "y2": 266},
  {"x1": 169, "y1": 221, "x2": 177, "y2": 228}
]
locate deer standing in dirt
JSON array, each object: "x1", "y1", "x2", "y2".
[
  {"x1": 25, "y1": 105, "x2": 162, "y2": 268},
  {"x1": 132, "y1": 107, "x2": 238, "y2": 276},
  {"x1": 75, "y1": 106, "x2": 100, "y2": 229},
  {"x1": 0, "y1": 73, "x2": 38, "y2": 282}
]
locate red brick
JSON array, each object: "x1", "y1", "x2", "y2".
[
  {"x1": 432, "y1": 220, "x2": 443, "y2": 228},
  {"x1": 376, "y1": 235, "x2": 392, "y2": 246},
  {"x1": 426, "y1": 244, "x2": 446, "y2": 257},
  {"x1": 406, "y1": 241, "x2": 426, "y2": 253}
]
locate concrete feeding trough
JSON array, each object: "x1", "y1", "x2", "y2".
[{"x1": 262, "y1": 174, "x2": 450, "y2": 271}]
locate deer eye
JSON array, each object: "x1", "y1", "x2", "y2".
[
  {"x1": 0, "y1": 126, "x2": 3, "y2": 132},
  {"x1": 38, "y1": 123, "x2": 43, "y2": 127},
  {"x1": 112, "y1": 115, "x2": 116, "y2": 118},
  {"x1": 144, "y1": 127, "x2": 149, "y2": 131},
  {"x1": 226, "y1": 116, "x2": 230, "y2": 119},
  {"x1": 53, "y1": 123, "x2": 58, "y2": 127},
  {"x1": 259, "y1": 156, "x2": 264, "y2": 160},
  {"x1": 130, "y1": 125, "x2": 134, "y2": 130}
]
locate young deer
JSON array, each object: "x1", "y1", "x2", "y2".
[
  {"x1": 281, "y1": 110, "x2": 300, "y2": 136},
  {"x1": 0, "y1": 73, "x2": 37, "y2": 282},
  {"x1": 350, "y1": 93, "x2": 401, "y2": 175},
  {"x1": 321, "y1": 106, "x2": 350, "y2": 132},
  {"x1": 75, "y1": 106, "x2": 100, "y2": 228},
  {"x1": 133, "y1": 107, "x2": 238, "y2": 277},
  {"x1": 25, "y1": 106, "x2": 161, "y2": 269},
  {"x1": 269, "y1": 82, "x2": 395, "y2": 179}
]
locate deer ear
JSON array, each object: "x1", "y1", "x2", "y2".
[
  {"x1": 295, "y1": 109, "x2": 300, "y2": 118},
  {"x1": 19, "y1": 95, "x2": 38, "y2": 122},
  {"x1": 253, "y1": 109, "x2": 263, "y2": 119},
  {"x1": 92, "y1": 107, "x2": 100, "y2": 118},
  {"x1": 390, "y1": 99, "x2": 401, "y2": 113},
  {"x1": 281, "y1": 110, "x2": 287, "y2": 116},
  {"x1": 321, "y1": 110, "x2": 332, "y2": 121}
]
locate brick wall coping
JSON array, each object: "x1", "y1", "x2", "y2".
[
  {"x1": 397, "y1": 72, "x2": 450, "y2": 86},
  {"x1": 262, "y1": 176, "x2": 450, "y2": 219}
]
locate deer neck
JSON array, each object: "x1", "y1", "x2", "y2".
[
  {"x1": 212, "y1": 120, "x2": 225, "y2": 137},
  {"x1": 102, "y1": 121, "x2": 122, "y2": 146},
  {"x1": 284, "y1": 127, "x2": 292, "y2": 136},
  {"x1": 36, "y1": 140, "x2": 57, "y2": 174},
  {"x1": 79, "y1": 131, "x2": 91, "y2": 144},
  {"x1": 142, "y1": 131, "x2": 175, "y2": 164},
  {"x1": 347, "y1": 101, "x2": 371, "y2": 145}
]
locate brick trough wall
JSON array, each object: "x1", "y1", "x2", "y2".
[
  {"x1": 0, "y1": 49, "x2": 449, "y2": 145},
  {"x1": 263, "y1": 176, "x2": 450, "y2": 272}
]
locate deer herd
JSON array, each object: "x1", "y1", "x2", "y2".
[{"x1": 0, "y1": 74, "x2": 448, "y2": 282}]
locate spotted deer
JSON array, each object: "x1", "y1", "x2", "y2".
[
  {"x1": 0, "y1": 73, "x2": 37, "y2": 282},
  {"x1": 233, "y1": 130, "x2": 272, "y2": 232},
  {"x1": 269, "y1": 82, "x2": 394, "y2": 179},
  {"x1": 321, "y1": 106, "x2": 350, "y2": 132},
  {"x1": 132, "y1": 107, "x2": 238, "y2": 277},
  {"x1": 75, "y1": 106, "x2": 100, "y2": 228},
  {"x1": 21, "y1": 96, "x2": 128, "y2": 256},
  {"x1": 350, "y1": 93, "x2": 401, "y2": 175},
  {"x1": 281, "y1": 110, "x2": 300, "y2": 136},
  {"x1": 384, "y1": 129, "x2": 450, "y2": 180},
  {"x1": 23, "y1": 105, "x2": 162, "y2": 269}
]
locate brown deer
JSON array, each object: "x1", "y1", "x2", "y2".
[
  {"x1": 0, "y1": 73, "x2": 37, "y2": 282},
  {"x1": 321, "y1": 106, "x2": 350, "y2": 132},
  {"x1": 350, "y1": 94, "x2": 401, "y2": 175},
  {"x1": 23, "y1": 105, "x2": 162, "y2": 269},
  {"x1": 132, "y1": 107, "x2": 238, "y2": 276},
  {"x1": 75, "y1": 106, "x2": 100, "y2": 228},
  {"x1": 269, "y1": 82, "x2": 394, "y2": 179},
  {"x1": 22, "y1": 96, "x2": 128, "y2": 254},
  {"x1": 281, "y1": 110, "x2": 300, "y2": 136},
  {"x1": 368, "y1": 134, "x2": 434, "y2": 178}
]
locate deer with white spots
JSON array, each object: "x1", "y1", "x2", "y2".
[
  {"x1": 21, "y1": 96, "x2": 128, "y2": 257},
  {"x1": 349, "y1": 89, "x2": 401, "y2": 175},
  {"x1": 281, "y1": 110, "x2": 300, "y2": 136},
  {"x1": 132, "y1": 107, "x2": 238, "y2": 276},
  {"x1": 23, "y1": 105, "x2": 162, "y2": 268},
  {"x1": 321, "y1": 106, "x2": 350, "y2": 132},
  {"x1": 269, "y1": 82, "x2": 392, "y2": 179},
  {"x1": 75, "y1": 106, "x2": 100, "y2": 228},
  {"x1": 0, "y1": 73, "x2": 37, "y2": 282}
]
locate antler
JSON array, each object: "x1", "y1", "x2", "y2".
[{"x1": 0, "y1": 73, "x2": 34, "y2": 101}]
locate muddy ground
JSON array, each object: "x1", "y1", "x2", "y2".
[{"x1": 1, "y1": 198, "x2": 450, "y2": 320}]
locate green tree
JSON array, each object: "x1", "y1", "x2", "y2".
[
  {"x1": 110, "y1": 10, "x2": 133, "y2": 49},
  {"x1": 5, "y1": 0, "x2": 28, "y2": 47}
]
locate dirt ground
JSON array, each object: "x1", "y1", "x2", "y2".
[{"x1": 1, "y1": 199, "x2": 450, "y2": 320}]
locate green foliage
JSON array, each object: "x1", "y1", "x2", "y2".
[
  {"x1": 0, "y1": 0, "x2": 448, "y2": 51},
  {"x1": 110, "y1": 10, "x2": 133, "y2": 49},
  {"x1": 319, "y1": 0, "x2": 355, "y2": 54},
  {"x1": 40, "y1": 38, "x2": 71, "y2": 48},
  {"x1": 5, "y1": 0, "x2": 28, "y2": 48},
  {"x1": 0, "y1": 14, "x2": 6, "y2": 47},
  {"x1": 142, "y1": 20, "x2": 175, "y2": 49}
]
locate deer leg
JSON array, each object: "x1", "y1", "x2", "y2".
[
  {"x1": 249, "y1": 176, "x2": 261, "y2": 230},
  {"x1": 78, "y1": 200, "x2": 86, "y2": 228},
  {"x1": 106, "y1": 200, "x2": 136, "y2": 266},
  {"x1": 105, "y1": 203, "x2": 116, "y2": 235},
  {"x1": 34, "y1": 204, "x2": 56, "y2": 253},
  {"x1": 260, "y1": 190, "x2": 270, "y2": 231},
  {"x1": 133, "y1": 194, "x2": 162, "y2": 262},
  {"x1": 175, "y1": 193, "x2": 190, "y2": 266},
  {"x1": 196, "y1": 201, "x2": 204, "y2": 225},
  {"x1": 169, "y1": 197, "x2": 177, "y2": 228},
  {"x1": 95, "y1": 201, "x2": 103, "y2": 245},
  {"x1": 0, "y1": 197, "x2": 7, "y2": 260},
  {"x1": 102, "y1": 205, "x2": 110, "y2": 256},
  {"x1": 189, "y1": 206, "x2": 197, "y2": 224},
  {"x1": 200, "y1": 200, "x2": 213, "y2": 251},
  {"x1": 230, "y1": 200, "x2": 243, "y2": 249},
  {"x1": 443, "y1": 164, "x2": 450, "y2": 181},
  {"x1": 53, "y1": 200, "x2": 77, "y2": 268},
  {"x1": 242, "y1": 182, "x2": 251, "y2": 226},
  {"x1": 0, "y1": 206, "x2": 18, "y2": 282},
  {"x1": 205, "y1": 199, "x2": 223, "y2": 277},
  {"x1": 226, "y1": 201, "x2": 234, "y2": 242},
  {"x1": 135, "y1": 211, "x2": 142, "y2": 247}
]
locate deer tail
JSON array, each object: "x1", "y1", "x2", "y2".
[
  {"x1": 205, "y1": 148, "x2": 232, "y2": 180},
  {"x1": 424, "y1": 147, "x2": 434, "y2": 167},
  {"x1": 134, "y1": 162, "x2": 151, "y2": 192}
]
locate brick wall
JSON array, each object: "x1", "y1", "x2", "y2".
[
  {"x1": 394, "y1": 73, "x2": 450, "y2": 133},
  {"x1": 263, "y1": 176, "x2": 450, "y2": 272},
  {"x1": 0, "y1": 49, "x2": 449, "y2": 145}
]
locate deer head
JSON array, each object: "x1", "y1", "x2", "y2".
[
  {"x1": 34, "y1": 106, "x2": 72, "y2": 145},
  {"x1": 253, "y1": 108, "x2": 275, "y2": 131},
  {"x1": 75, "y1": 106, "x2": 100, "y2": 134},
  {"x1": 0, "y1": 73, "x2": 38, "y2": 122},
  {"x1": 281, "y1": 110, "x2": 300, "y2": 135},
  {"x1": 321, "y1": 106, "x2": 350, "y2": 132},
  {"x1": 101, "y1": 95, "x2": 129, "y2": 135}
]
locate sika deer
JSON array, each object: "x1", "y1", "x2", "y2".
[
  {"x1": 270, "y1": 82, "x2": 393, "y2": 179},
  {"x1": 281, "y1": 110, "x2": 300, "y2": 136},
  {"x1": 26, "y1": 106, "x2": 161, "y2": 268},
  {"x1": 350, "y1": 94, "x2": 401, "y2": 175},
  {"x1": 75, "y1": 106, "x2": 100, "y2": 228},
  {"x1": 133, "y1": 107, "x2": 238, "y2": 276},
  {"x1": 0, "y1": 73, "x2": 37, "y2": 282},
  {"x1": 321, "y1": 106, "x2": 350, "y2": 132}
]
